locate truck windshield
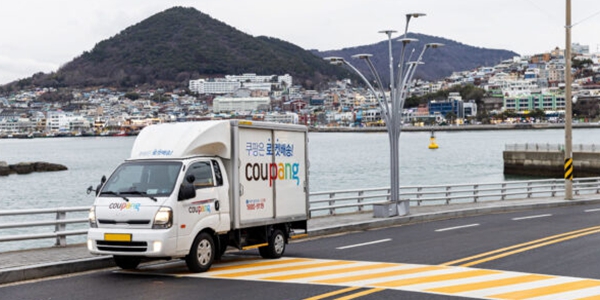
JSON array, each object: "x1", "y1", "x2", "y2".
[{"x1": 100, "y1": 161, "x2": 182, "y2": 197}]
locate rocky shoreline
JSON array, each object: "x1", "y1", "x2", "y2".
[{"x1": 0, "y1": 161, "x2": 68, "y2": 176}]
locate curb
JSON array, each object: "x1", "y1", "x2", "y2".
[{"x1": 0, "y1": 256, "x2": 114, "y2": 285}]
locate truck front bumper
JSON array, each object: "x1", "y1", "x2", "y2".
[{"x1": 87, "y1": 228, "x2": 178, "y2": 258}]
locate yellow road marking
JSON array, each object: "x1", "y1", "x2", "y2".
[
  {"x1": 490, "y1": 279, "x2": 600, "y2": 299},
  {"x1": 315, "y1": 265, "x2": 447, "y2": 284},
  {"x1": 263, "y1": 262, "x2": 398, "y2": 281},
  {"x1": 336, "y1": 288, "x2": 386, "y2": 300},
  {"x1": 426, "y1": 274, "x2": 553, "y2": 293},
  {"x1": 214, "y1": 260, "x2": 353, "y2": 278},
  {"x1": 459, "y1": 228, "x2": 600, "y2": 267},
  {"x1": 441, "y1": 226, "x2": 600, "y2": 266},
  {"x1": 210, "y1": 258, "x2": 311, "y2": 271},
  {"x1": 303, "y1": 287, "x2": 361, "y2": 300},
  {"x1": 373, "y1": 269, "x2": 500, "y2": 288}
]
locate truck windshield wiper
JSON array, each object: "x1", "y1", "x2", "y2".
[
  {"x1": 122, "y1": 190, "x2": 158, "y2": 202},
  {"x1": 99, "y1": 191, "x2": 129, "y2": 202}
]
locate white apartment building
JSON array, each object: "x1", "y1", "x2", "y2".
[
  {"x1": 212, "y1": 96, "x2": 271, "y2": 113},
  {"x1": 225, "y1": 73, "x2": 293, "y2": 88},
  {"x1": 264, "y1": 112, "x2": 298, "y2": 124},
  {"x1": 190, "y1": 73, "x2": 293, "y2": 94},
  {"x1": 188, "y1": 79, "x2": 241, "y2": 94}
]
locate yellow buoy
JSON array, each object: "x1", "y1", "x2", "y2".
[{"x1": 428, "y1": 131, "x2": 438, "y2": 149}]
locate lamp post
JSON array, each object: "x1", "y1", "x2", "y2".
[{"x1": 325, "y1": 13, "x2": 442, "y2": 216}]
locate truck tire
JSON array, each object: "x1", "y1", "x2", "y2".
[
  {"x1": 259, "y1": 229, "x2": 286, "y2": 259},
  {"x1": 186, "y1": 232, "x2": 215, "y2": 272},
  {"x1": 113, "y1": 255, "x2": 141, "y2": 270}
]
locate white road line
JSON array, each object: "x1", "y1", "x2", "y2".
[
  {"x1": 336, "y1": 238, "x2": 392, "y2": 250},
  {"x1": 585, "y1": 208, "x2": 600, "y2": 213},
  {"x1": 512, "y1": 214, "x2": 552, "y2": 221},
  {"x1": 435, "y1": 224, "x2": 479, "y2": 232}
]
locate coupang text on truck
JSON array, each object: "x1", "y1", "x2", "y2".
[{"x1": 87, "y1": 120, "x2": 309, "y2": 272}]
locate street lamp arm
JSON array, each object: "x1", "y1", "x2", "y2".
[
  {"x1": 393, "y1": 38, "x2": 419, "y2": 100},
  {"x1": 358, "y1": 56, "x2": 391, "y2": 119},
  {"x1": 334, "y1": 58, "x2": 391, "y2": 124}
]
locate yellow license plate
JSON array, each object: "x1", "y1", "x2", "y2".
[{"x1": 104, "y1": 233, "x2": 132, "y2": 242}]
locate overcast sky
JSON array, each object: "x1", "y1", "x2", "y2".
[{"x1": 1, "y1": 0, "x2": 599, "y2": 85}]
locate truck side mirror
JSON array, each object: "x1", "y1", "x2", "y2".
[
  {"x1": 178, "y1": 183, "x2": 196, "y2": 201},
  {"x1": 96, "y1": 175, "x2": 107, "y2": 196}
]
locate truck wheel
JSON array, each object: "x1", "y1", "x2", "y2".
[
  {"x1": 113, "y1": 256, "x2": 141, "y2": 270},
  {"x1": 186, "y1": 232, "x2": 215, "y2": 272},
  {"x1": 259, "y1": 229, "x2": 286, "y2": 259}
]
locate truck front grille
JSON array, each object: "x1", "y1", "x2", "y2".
[
  {"x1": 96, "y1": 241, "x2": 148, "y2": 252},
  {"x1": 98, "y1": 219, "x2": 150, "y2": 225}
]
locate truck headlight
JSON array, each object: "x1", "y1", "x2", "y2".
[
  {"x1": 153, "y1": 206, "x2": 173, "y2": 229},
  {"x1": 89, "y1": 206, "x2": 98, "y2": 228}
]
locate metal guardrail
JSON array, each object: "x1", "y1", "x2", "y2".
[
  {"x1": 2, "y1": 177, "x2": 600, "y2": 249},
  {"x1": 0, "y1": 206, "x2": 89, "y2": 247},
  {"x1": 505, "y1": 143, "x2": 600, "y2": 152},
  {"x1": 308, "y1": 177, "x2": 600, "y2": 217}
]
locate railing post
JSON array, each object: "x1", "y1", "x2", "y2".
[
  {"x1": 473, "y1": 184, "x2": 479, "y2": 203},
  {"x1": 445, "y1": 186, "x2": 451, "y2": 205},
  {"x1": 501, "y1": 183, "x2": 507, "y2": 200},
  {"x1": 597, "y1": 178, "x2": 600, "y2": 194},
  {"x1": 55, "y1": 210, "x2": 66, "y2": 247},
  {"x1": 417, "y1": 187, "x2": 422, "y2": 206},
  {"x1": 527, "y1": 182, "x2": 533, "y2": 198},
  {"x1": 551, "y1": 179, "x2": 557, "y2": 197},
  {"x1": 357, "y1": 191, "x2": 364, "y2": 212},
  {"x1": 328, "y1": 193, "x2": 336, "y2": 216}
]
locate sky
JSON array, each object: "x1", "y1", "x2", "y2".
[{"x1": 1, "y1": 0, "x2": 599, "y2": 85}]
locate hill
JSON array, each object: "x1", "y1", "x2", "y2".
[
  {"x1": 314, "y1": 34, "x2": 518, "y2": 84},
  {"x1": 9, "y1": 7, "x2": 517, "y2": 91},
  {"x1": 27, "y1": 7, "x2": 352, "y2": 89}
]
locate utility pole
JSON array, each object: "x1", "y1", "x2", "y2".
[{"x1": 564, "y1": 0, "x2": 573, "y2": 199}]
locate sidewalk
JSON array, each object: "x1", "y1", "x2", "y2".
[{"x1": 2, "y1": 196, "x2": 600, "y2": 285}]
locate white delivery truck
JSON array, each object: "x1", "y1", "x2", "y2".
[{"x1": 87, "y1": 120, "x2": 309, "y2": 272}]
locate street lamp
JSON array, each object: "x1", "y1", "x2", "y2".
[{"x1": 325, "y1": 14, "x2": 442, "y2": 217}]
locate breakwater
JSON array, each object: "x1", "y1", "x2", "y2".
[{"x1": 503, "y1": 144, "x2": 600, "y2": 177}]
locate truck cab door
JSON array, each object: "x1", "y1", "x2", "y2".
[{"x1": 175, "y1": 160, "x2": 222, "y2": 252}]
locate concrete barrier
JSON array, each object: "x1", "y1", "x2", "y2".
[{"x1": 504, "y1": 150, "x2": 600, "y2": 177}]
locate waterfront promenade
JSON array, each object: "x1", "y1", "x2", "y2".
[{"x1": 2, "y1": 194, "x2": 600, "y2": 285}]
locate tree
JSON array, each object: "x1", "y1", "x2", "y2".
[{"x1": 445, "y1": 112, "x2": 457, "y2": 124}]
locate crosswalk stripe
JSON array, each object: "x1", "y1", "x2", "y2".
[
  {"x1": 176, "y1": 257, "x2": 600, "y2": 299},
  {"x1": 263, "y1": 262, "x2": 398, "y2": 281},
  {"x1": 314, "y1": 265, "x2": 447, "y2": 285},
  {"x1": 426, "y1": 273, "x2": 552, "y2": 294},
  {"x1": 213, "y1": 260, "x2": 353, "y2": 278},
  {"x1": 372, "y1": 269, "x2": 500, "y2": 288},
  {"x1": 210, "y1": 257, "x2": 311, "y2": 271},
  {"x1": 490, "y1": 279, "x2": 600, "y2": 299}
]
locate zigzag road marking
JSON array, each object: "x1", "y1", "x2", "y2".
[{"x1": 175, "y1": 257, "x2": 600, "y2": 299}]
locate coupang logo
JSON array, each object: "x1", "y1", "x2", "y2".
[
  {"x1": 245, "y1": 162, "x2": 300, "y2": 186},
  {"x1": 244, "y1": 138, "x2": 301, "y2": 187},
  {"x1": 109, "y1": 203, "x2": 141, "y2": 211}
]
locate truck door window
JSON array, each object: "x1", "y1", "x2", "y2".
[
  {"x1": 187, "y1": 162, "x2": 214, "y2": 189},
  {"x1": 211, "y1": 160, "x2": 223, "y2": 186}
]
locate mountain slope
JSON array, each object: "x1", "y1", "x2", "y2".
[
  {"x1": 39, "y1": 7, "x2": 352, "y2": 89},
  {"x1": 314, "y1": 34, "x2": 518, "y2": 84}
]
